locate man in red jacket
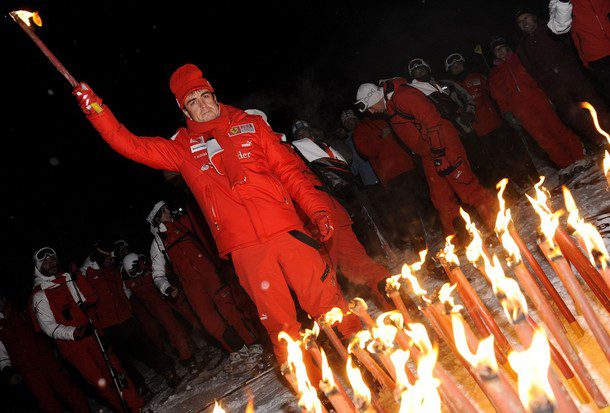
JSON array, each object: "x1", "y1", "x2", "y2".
[
  {"x1": 31, "y1": 247, "x2": 143, "y2": 412},
  {"x1": 73, "y1": 64, "x2": 360, "y2": 361},
  {"x1": 355, "y1": 80, "x2": 497, "y2": 238},
  {"x1": 0, "y1": 297, "x2": 89, "y2": 413},
  {"x1": 488, "y1": 37, "x2": 585, "y2": 173}
]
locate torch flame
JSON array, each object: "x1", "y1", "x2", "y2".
[
  {"x1": 301, "y1": 322, "x2": 320, "y2": 344},
  {"x1": 370, "y1": 312, "x2": 399, "y2": 349},
  {"x1": 346, "y1": 356, "x2": 372, "y2": 407},
  {"x1": 438, "y1": 283, "x2": 463, "y2": 313},
  {"x1": 11, "y1": 10, "x2": 42, "y2": 27},
  {"x1": 581, "y1": 102, "x2": 610, "y2": 143},
  {"x1": 401, "y1": 264, "x2": 431, "y2": 303},
  {"x1": 563, "y1": 186, "x2": 610, "y2": 269},
  {"x1": 348, "y1": 330, "x2": 373, "y2": 353},
  {"x1": 526, "y1": 177, "x2": 561, "y2": 249},
  {"x1": 440, "y1": 235, "x2": 460, "y2": 266},
  {"x1": 212, "y1": 400, "x2": 226, "y2": 413},
  {"x1": 495, "y1": 179, "x2": 522, "y2": 263},
  {"x1": 411, "y1": 249, "x2": 429, "y2": 272},
  {"x1": 278, "y1": 332, "x2": 323, "y2": 413},
  {"x1": 245, "y1": 392, "x2": 255, "y2": 413},
  {"x1": 324, "y1": 307, "x2": 344, "y2": 326},
  {"x1": 508, "y1": 329, "x2": 556, "y2": 411},
  {"x1": 460, "y1": 208, "x2": 484, "y2": 265},
  {"x1": 319, "y1": 348, "x2": 336, "y2": 389},
  {"x1": 452, "y1": 314, "x2": 498, "y2": 375},
  {"x1": 390, "y1": 349, "x2": 411, "y2": 391},
  {"x1": 377, "y1": 310, "x2": 405, "y2": 330},
  {"x1": 484, "y1": 254, "x2": 529, "y2": 323},
  {"x1": 604, "y1": 151, "x2": 610, "y2": 177},
  {"x1": 386, "y1": 273, "x2": 403, "y2": 292}
]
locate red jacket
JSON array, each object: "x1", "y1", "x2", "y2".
[
  {"x1": 488, "y1": 53, "x2": 549, "y2": 113},
  {"x1": 124, "y1": 272, "x2": 166, "y2": 309},
  {"x1": 455, "y1": 73, "x2": 503, "y2": 136},
  {"x1": 572, "y1": 0, "x2": 610, "y2": 64},
  {"x1": 352, "y1": 116, "x2": 415, "y2": 185},
  {"x1": 88, "y1": 105, "x2": 329, "y2": 257},
  {"x1": 85, "y1": 267, "x2": 132, "y2": 329}
]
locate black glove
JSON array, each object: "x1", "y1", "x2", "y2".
[
  {"x1": 73, "y1": 323, "x2": 94, "y2": 340},
  {"x1": 164, "y1": 285, "x2": 179, "y2": 300},
  {"x1": 1, "y1": 366, "x2": 22, "y2": 386}
]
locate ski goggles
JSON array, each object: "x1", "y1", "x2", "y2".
[
  {"x1": 408, "y1": 58, "x2": 429, "y2": 75},
  {"x1": 445, "y1": 53, "x2": 465, "y2": 71},
  {"x1": 34, "y1": 247, "x2": 56, "y2": 261}
]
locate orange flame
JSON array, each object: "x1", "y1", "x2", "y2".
[
  {"x1": 526, "y1": 177, "x2": 561, "y2": 249},
  {"x1": 369, "y1": 312, "x2": 400, "y2": 350},
  {"x1": 508, "y1": 329, "x2": 556, "y2": 411},
  {"x1": 376, "y1": 310, "x2": 405, "y2": 330},
  {"x1": 11, "y1": 10, "x2": 42, "y2": 27},
  {"x1": 411, "y1": 249, "x2": 429, "y2": 272},
  {"x1": 604, "y1": 151, "x2": 610, "y2": 177},
  {"x1": 460, "y1": 208, "x2": 484, "y2": 265},
  {"x1": 402, "y1": 264, "x2": 431, "y2": 303},
  {"x1": 319, "y1": 348, "x2": 336, "y2": 389},
  {"x1": 438, "y1": 283, "x2": 463, "y2": 313},
  {"x1": 563, "y1": 186, "x2": 610, "y2": 269},
  {"x1": 390, "y1": 349, "x2": 411, "y2": 391},
  {"x1": 386, "y1": 273, "x2": 403, "y2": 292},
  {"x1": 348, "y1": 330, "x2": 373, "y2": 354},
  {"x1": 495, "y1": 179, "x2": 522, "y2": 263},
  {"x1": 278, "y1": 332, "x2": 323, "y2": 412},
  {"x1": 245, "y1": 392, "x2": 255, "y2": 413},
  {"x1": 301, "y1": 322, "x2": 320, "y2": 344},
  {"x1": 440, "y1": 235, "x2": 460, "y2": 266},
  {"x1": 452, "y1": 314, "x2": 498, "y2": 375},
  {"x1": 324, "y1": 307, "x2": 344, "y2": 326},
  {"x1": 346, "y1": 355, "x2": 372, "y2": 407},
  {"x1": 581, "y1": 102, "x2": 610, "y2": 143},
  {"x1": 212, "y1": 400, "x2": 226, "y2": 413},
  {"x1": 485, "y1": 254, "x2": 528, "y2": 323}
]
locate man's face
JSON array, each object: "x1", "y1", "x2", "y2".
[
  {"x1": 295, "y1": 128, "x2": 314, "y2": 140},
  {"x1": 517, "y1": 13, "x2": 537, "y2": 33},
  {"x1": 449, "y1": 62, "x2": 465, "y2": 76},
  {"x1": 493, "y1": 45, "x2": 509, "y2": 60},
  {"x1": 40, "y1": 256, "x2": 60, "y2": 277},
  {"x1": 183, "y1": 89, "x2": 220, "y2": 122},
  {"x1": 342, "y1": 117, "x2": 358, "y2": 132},
  {"x1": 367, "y1": 99, "x2": 386, "y2": 114},
  {"x1": 160, "y1": 206, "x2": 173, "y2": 223},
  {"x1": 411, "y1": 66, "x2": 430, "y2": 81}
]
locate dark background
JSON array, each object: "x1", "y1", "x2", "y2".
[{"x1": 1, "y1": 0, "x2": 547, "y2": 299}]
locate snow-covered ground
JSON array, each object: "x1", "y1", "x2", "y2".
[{"x1": 146, "y1": 155, "x2": 610, "y2": 413}]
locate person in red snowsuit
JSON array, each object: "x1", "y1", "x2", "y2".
[
  {"x1": 30, "y1": 247, "x2": 143, "y2": 412},
  {"x1": 85, "y1": 243, "x2": 179, "y2": 396},
  {"x1": 355, "y1": 80, "x2": 497, "y2": 237},
  {"x1": 0, "y1": 297, "x2": 89, "y2": 413},
  {"x1": 73, "y1": 64, "x2": 360, "y2": 361},
  {"x1": 488, "y1": 38, "x2": 585, "y2": 169},
  {"x1": 444, "y1": 53, "x2": 538, "y2": 189},
  {"x1": 122, "y1": 253, "x2": 197, "y2": 368},
  {"x1": 148, "y1": 201, "x2": 257, "y2": 353}
]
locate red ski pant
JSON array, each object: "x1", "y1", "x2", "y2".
[
  {"x1": 324, "y1": 224, "x2": 391, "y2": 309},
  {"x1": 181, "y1": 271, "x2": 256, "y2": 351},
  {"x1": 422, "y1": 141, "x2": 497, "y2": 235},
  {"x1": 132, "y1": 296, "x2": 193, "y2": 361},
  {"x1": 58, "y1": 337, "x2": 143, "y2": 412},
  {"x1": 511, "y1": 92, "x2": 584, "y2": 168},
  {"x1": 21, "y1": 365, "x2": 89, "y2": 413},
  {"x1": 170, "y1": 289, "x2": 201, "y2": 331},
  {"x1": 231, "y1": 231, "x2": 362, "y2": 362},
  {"x1": 131, "y1": 296, "x2": 164, "y2": 350}
]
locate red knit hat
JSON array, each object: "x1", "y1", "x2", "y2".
[{"x1": 169, "y1": 64, "x2": 214, "y2": 107}]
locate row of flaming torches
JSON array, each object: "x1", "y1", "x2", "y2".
[{"x1": 214, "y1": 176, "x2": 610, "y2": 413}]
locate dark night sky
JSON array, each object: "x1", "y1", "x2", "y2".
[{"x1": 1, "y1": 0, "x2": 547, "y2": 298}]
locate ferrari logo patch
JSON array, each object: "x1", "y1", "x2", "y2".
[{"x1": 228, "y1": 123, "x2": 256, "y2": 137}]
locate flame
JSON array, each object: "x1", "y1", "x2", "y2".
[
  {"x1": 401, "y1": 323, "x2": 442, "y2": 413},
  {"x1": 245, "y1": 392, "x2": 255, "y2": 413},
  {"x1": 386, "y1": 273, "x2": 403, "y2": 292},
  {"x1": 278, "y1": 332, "x2": 323, "y2": 412},
  {"x1": 508, "y1": 329, "x2": 556, "y2": 411},
  {"x1": 495, "y1": 179, "x2": 522, "y2": 263},
  {"x1": 460, "y1": 208, "x2": 484, "y2": 265},
  {"x1": 563, "y1": 186, "x2": 610, "y2": 269},
  {"x1": 401, "y1": 264, "x2": 431, "y2": 303},
  {"x1": 440, "y1": 235, "x2": 460, "y2": 266},
  {"x1": 324, "y1": 307, "x2": 344, "y2": 326},
  {"x1": 485, "y1": 254, "x2": 528, "y2": 323},
  {"x1": 212, "y1": 401, "x2": 226, "y2": 413},
  {"x1": 604, "y1": 151, "x2": 610, "y2": 177},
  {"x1": 348, "y1": 330, "x2": 373, "y2": 354},
  {"x1": 346, "y1": 356, "x2": 372, "y2": 407},
  {"x1": 452, "y1": 314, "x2": 498, "y2": 375},
  {"x1": 301, "y1": 322, "x2": 320, "y2": 344},
  {"x1": 526, "y1": 177, "x2": 561, "y2": 249},
  {"x1": 352, "y1": 297, "x2": 369, "y2": 311},
  {"x1": 411, "y1": 249, "x2": 429, "y2": 272},
  {"x1": 370, "y1": 312, "x2": 400, "y2": 349},
  {"x1": 11, "y1": 10, "x2": 42, "y2": 27},
  {"x1": 390, "y1": 349, "x2": 411, "y2": 391},
  {"x1": 581, "y1": 102, "x2": 610, "y2": 143},
  {"x1": 438, "y1": 283, "x2": 463, "y2": 313},
  {"x1": 319, "y1": 348, "x2": 336, "y2": 389},
  {"x1": 377, "y1": 310, "x2": 405, "y2": 330}
]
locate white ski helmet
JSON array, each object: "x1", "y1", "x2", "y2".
[
  {"x1": 122, "y1": 253, "x2": 145, "y2": 278},
  {"x1": 408, "y1": 58, "x2": 431, "y2": 76},
  {"x1": 147, "y1": 200, "x2": 167, "y2": 225},
  {"x1": 355, "y1": 83, "x2": 384, "y2": 113},
  {"x1": 33, "y1": 247, "x2": 57, "y2": 271},
  {"x1": 445, "y1": 53, "x2": 465, "y2": 71}
]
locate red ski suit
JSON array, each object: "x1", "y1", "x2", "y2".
[
  {"x1": 384, "y1": 79, "x2": 497, "y2": 235},
  {"x1": 124, "y1": 272, "x2": 193, "y2": 361},
  {"x1": 456, "y1": 73, "x2": 503, "y2": 137},
  {"x1": 352, "y1": 116, "x2": 416, "y2": 185},
  {"x1": 0, "y1": 303, "x2": 89, "y2": 413},
  {"x1": 570, "y1": 0, "x2": 610, "y2": 65},
  {"x1": 85, "y1": 267, "x2": 132, "y2": 329},
  {"x1": 86, "y1": 104, "x2": 359, "y2": 361},
  {"x1": 488, "y1": 53, "x2": 584, "y2": 168},
  {"x1": 31, "y1": 272, "x2": 142, "y2": 412},
  {"x1": 151, "y1": 214, "x2": 256, "y2": 352}
]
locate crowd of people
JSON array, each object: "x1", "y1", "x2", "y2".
[{"x1": 3, "y1": 1, "x2": 610, "y2": 411}]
